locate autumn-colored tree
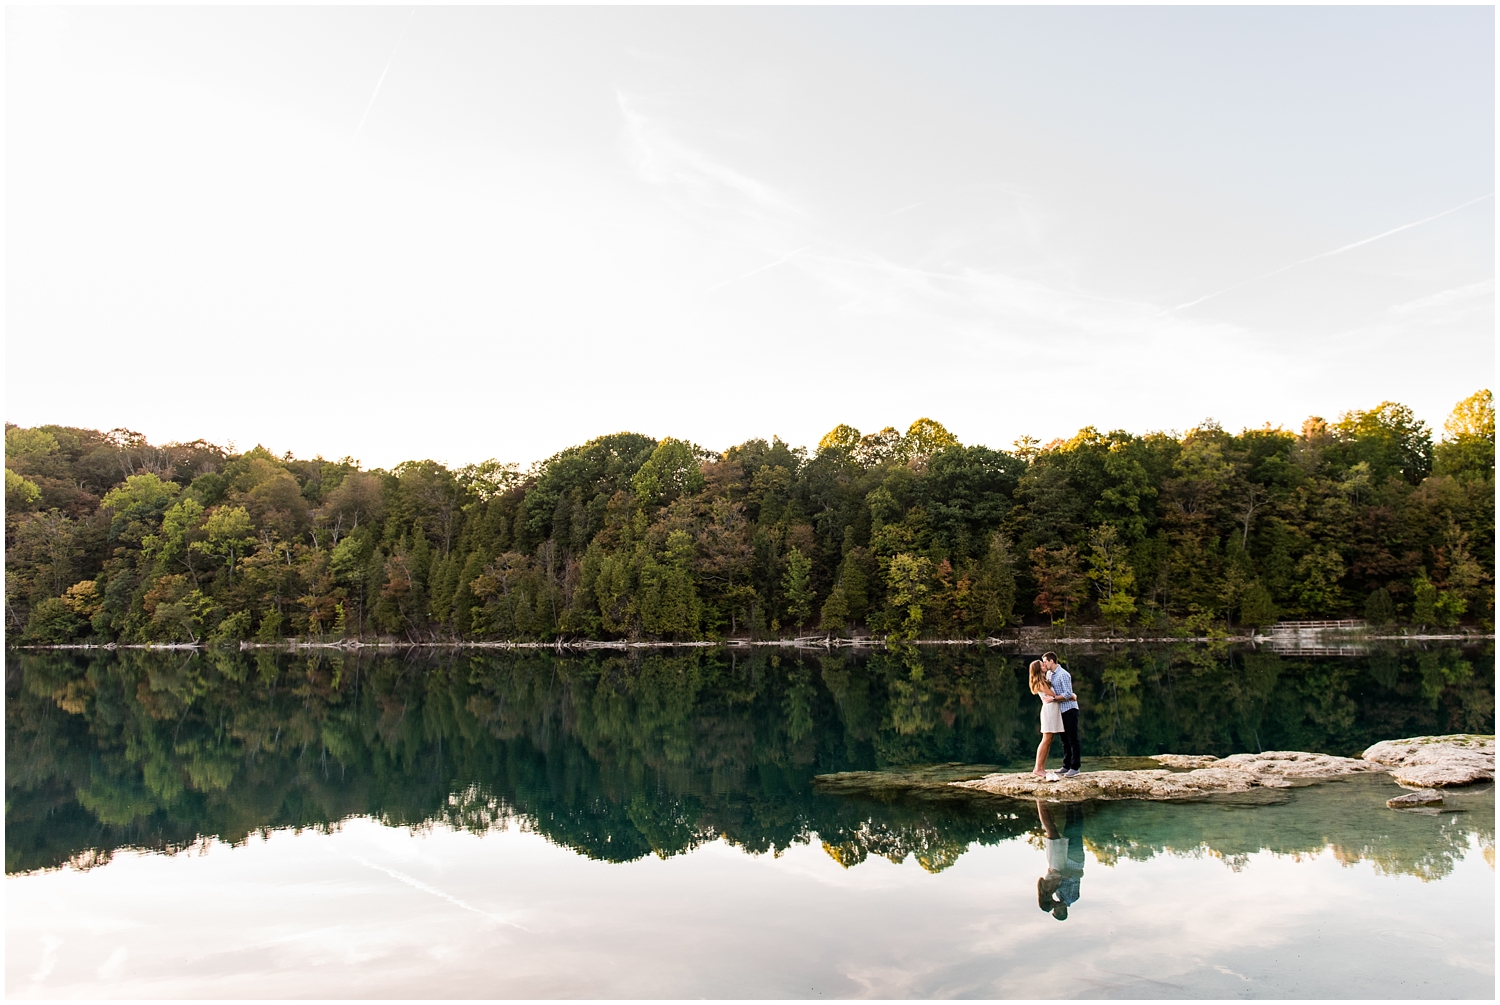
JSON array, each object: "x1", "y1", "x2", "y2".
[{"x1": 1031, "y1": 544, "x2": 1086, "y2": 625}]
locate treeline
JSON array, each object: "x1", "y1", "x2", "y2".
[{"x1": 5, "y1": 392, "x2": 1493, "y2": 644}]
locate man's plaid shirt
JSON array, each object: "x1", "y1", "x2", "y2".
[{"x1": 1049, "y1": 666, "x2": 1079, "y2": 713}]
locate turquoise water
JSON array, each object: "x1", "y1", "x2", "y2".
[{"x1": 6, "y1": 646, "x2": 1494, "y2": 998}]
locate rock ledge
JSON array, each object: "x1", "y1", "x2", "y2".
[
  {"x1": 951, "y1": 751, "x2": 1383, "y2": 802},
  {"x1": 1361, "y1": 735, "x2": 1494, "y2": 788},
  {"x1": 811, "y1": 735, "x2": 1495, "y2": 805}
]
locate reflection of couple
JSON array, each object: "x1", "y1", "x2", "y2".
[
  {"x1": 1036, "y1": 800, "x2": 1085, "y2": 921},
  {"x1": 1028, "y1": 652, "x2": 1081, "y2": 779}
]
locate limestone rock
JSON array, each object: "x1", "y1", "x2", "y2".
[
  {"x1": 1361, "y1": 735, "x2": 1495, "y2": 788},
  {"x1": 1386, "y1": 789, "x2": 1444, "y2": 809},
  {"x1": 1151, "y1": 754, "x2": 1219, "y2": 769},
  {"x1": 952, "y1": 751, "x2": 1381, "y2": 803}
]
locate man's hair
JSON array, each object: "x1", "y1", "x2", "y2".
[{"x1": 1041, "y1": 651, "x2": 1058, "y2": 663}]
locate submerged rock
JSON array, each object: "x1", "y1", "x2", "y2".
[
  {"x1": 951, "y1": 751, "x2": 1383, "y2": 802},
  {"x1": 1386, "y1": 789, "x2": 1444, "y2": 809},
  {"x1": 1361, "y1": 735, "x2": 1495, "y2": 788},
  {"x1": 1150, "y1": 754, "x2": 1221, "y2": 770}
]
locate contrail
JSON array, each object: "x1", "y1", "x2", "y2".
[
  {"x1": 352, "y1": 7, "x2": 417, "y2": 144},
  {"x1": 1161, "y1": 192, "x2": 1494, "y2": 315},
  {"x1": 702, "y1": 246, "x2": 809, "y2": 294},
  {"x1": 353, "y1": 855, "x2": 525, "y2": 928}
]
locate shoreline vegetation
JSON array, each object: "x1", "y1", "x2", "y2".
[
  {"x1": 20, "y1": 626, "x2": 1497, "y2": 652},
  {"x1": 7, "y1": 392, "x2": 1493, "y2": 648}
]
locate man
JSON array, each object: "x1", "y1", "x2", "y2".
[{"x1": 1041, "y1": 652, "x2": 1081, "y2": 777}]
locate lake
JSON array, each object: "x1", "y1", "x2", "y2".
[{"x1": 7, "y1": 644, "x2": 1495, "y2": 998}]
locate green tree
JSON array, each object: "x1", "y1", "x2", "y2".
[
  {"x1": 1331, "y1": 401, "x2": 1433, "y2": 485},
  {"x1": 24, "y1": 597, "x2": 82, "y2": 642},
  {"x1": 1433, "y1": 389, "x2": 1494, "y2": 480},
  {"x1": 1412, "y1": 572, "x2": 1438, "y2": 628},
  {"x1": 1292, "y1": 546, "x2": 1346, "y2": 616},
  {"x1": 1086, "y1": 524, "x2": 1137, "y2": 629},
  {"x1": 819, "y1": 587, "x2": 849, "y2": 633},
  {"x1": 192, "y1": 506, "x2": 255, "y2": 585},
  {"x1": 101, "y1": 473, "x2": 181, "y2": 543},
  {"x1": 631, "y1": 438, "x2": 706, "y2": 507},
  {"x1": 884, "y1": 553, "x2": 932, "y2": 641},
  {"x1": 144, "y1": 497, "x2": 206, "y2": 582},
  {"x1": 6, "y1": 467, "x2": 41, "y2": 511},
  {"x1": 1364, "y1": 588, "x2": 1396, "y2": 626},
  {"x1": 817, "y1": 424, "x2": 862, "y2": 455},
  {"x1": 782, "y1": 546, "x2": 814, "y2": 629},
  {"x1": 973, "y1": 532, "x2": 1017, "y2": 632},
  {"x1": 899, "y1": 418, "x2": 960, "y2": 461},
  {"x1": 5, "y1": 426, "x2": 60, "y2": 459},
  {"x1": 1239, "y1": 583, "x2": 1278, "y2": 628}
]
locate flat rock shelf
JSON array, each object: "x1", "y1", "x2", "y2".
[
  {"x1": 1362, "y1": 734, "x2": 1496, "y2": 787},
  {"x1": 812, "y1": 734, "x2": 1495, "y2": 805}
]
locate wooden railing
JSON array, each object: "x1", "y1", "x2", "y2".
[{"x1": 1269, "y1": 620, "x2": 1367, "y2": 632}]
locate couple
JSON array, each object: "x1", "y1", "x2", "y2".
[
  {"x1": 1036, "y1": 800, "x2": 1085, "y2": 921},
  {"x1": 1029, "y1": 651, "x2": 1081, "y2": 780}
]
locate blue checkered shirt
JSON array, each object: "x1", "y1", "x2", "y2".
[{"x1": 1049, "y1": 666, "x2": 1078, "y2": 713}]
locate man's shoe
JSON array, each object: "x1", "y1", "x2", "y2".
[{"x1": 1062, "y1": 769, "x2": 1080, "y2": 777}]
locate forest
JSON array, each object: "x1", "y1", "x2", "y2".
[{"x1": 5, "y1": 391, "x2": 1493, "y2": 644}]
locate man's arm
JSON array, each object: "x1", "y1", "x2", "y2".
[{"x1": 1053, "y1": 669, "x2": 1077, "y2": 701}]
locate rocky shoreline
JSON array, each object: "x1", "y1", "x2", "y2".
[
  {"x1": 814, "y1": 735, "x2": 1494, "y2": 808},
  {"x1": 19, "y1": 627, "x2": 1493, "y2": 652}
]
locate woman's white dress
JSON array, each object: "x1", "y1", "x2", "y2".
[
  {"x1": 1040, "y1": 694, "x2": 1063, "y2": 734},
  {"x1": 1045, "y1": 836, "x2": 1069, "y2": 872}
]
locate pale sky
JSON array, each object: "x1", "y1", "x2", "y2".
[{"x1": 6, "y1": 6, "x2": 1494, "y2": 468}]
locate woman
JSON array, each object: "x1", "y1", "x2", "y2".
[{"x1": 1029, "y1": 658, "x2": 1064, "y2": 778}]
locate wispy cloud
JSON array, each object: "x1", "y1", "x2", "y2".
[
  {"x1": 616, "y1": 89, "x2": 798, "y2": 219},
  {"x1": 352, "y1": 7, "x2": 417, "y2": 144},
  {"x1": 1161, "y1": 193, "x2": 1495, "y2": 315},
  {"x1": 1387, "y1": 279, "x2": 1494, "y2": 317},
  {"x1": 702, "y1": 246, "x2": 809, "y2": 294},
  {"x1": 615, "y1": 92, "x2": 1248, "y2": 363}
]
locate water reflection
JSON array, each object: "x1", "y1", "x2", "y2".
[
  {"x1": 6, "y1": 645, "x2": 1493, "y2": 879},
  {"x1": 1036, "y1": 800, "x2": 1086, "y2": 921}
]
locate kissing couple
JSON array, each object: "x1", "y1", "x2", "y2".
[{"x1": 1029, "y1": 651, "x2": 1081, "y2": 780}]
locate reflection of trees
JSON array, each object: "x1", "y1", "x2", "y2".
[
  {"x1": 6, "y1": 645, "x2": 1493, "y2": 878},
  {"x1": 818, "y1": 799, "x2": 1032, "y2": 873}
]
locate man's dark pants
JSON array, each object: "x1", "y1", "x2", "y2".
[{"x1": 1060, "y1": 708, "x2": 1081, "y2": 772}]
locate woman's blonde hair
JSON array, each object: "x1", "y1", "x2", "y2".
[{"x1": 1028, "y1": 659, "x2": 1049, "y2": 694}]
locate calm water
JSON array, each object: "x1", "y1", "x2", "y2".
[{"x1": 7, "y1": 645, "x2": 1495, "y2": 998}]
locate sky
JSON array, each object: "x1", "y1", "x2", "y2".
[
  {"x1": 6, "y1": 6, "x2": 1494, "y2": 469},
  {"x1": 9, "y1": 818, "x2": 1494, "y2": 997}
]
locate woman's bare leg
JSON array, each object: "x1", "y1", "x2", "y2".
[
  {"x1": 1033, "y1": 733, "x2": 1054, "y2": 775},
  {"x1": 1036, "y1": 799, "x2": 1059, "y2": 837}
]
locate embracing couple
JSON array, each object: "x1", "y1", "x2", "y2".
[{"x1": 1028, "y1": 651, "x2": 1081, "y2": 780}]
